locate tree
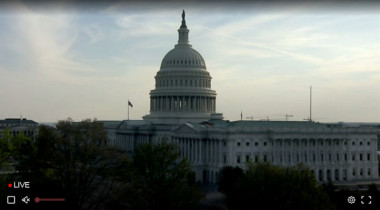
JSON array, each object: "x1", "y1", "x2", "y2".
[
  {"x1": 0, "y1": 128, "x2": 31, "y2": 170},
  {"x1": 0, "y1": 128, "x2": 32, "y2": 209},
  {"x1": 13, "y1": 118, "x2": 131, "y2": 210},
  {"x1": 219, "y1": 162, "x2": 335, "y2": 210},
  {"x1": 112, "y1": 140, "x2": 204, "y2": 210}
]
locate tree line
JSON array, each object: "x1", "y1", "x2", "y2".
[
  {"x1": 1, "y1": 118, "x2": 378, "y2": 210},
  {"x1": 1, "y1": 118, "x2": 202, "y2": 210}
]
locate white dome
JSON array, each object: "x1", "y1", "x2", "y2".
[
  {"x1": 160, "y1": 46, "x2": 206, "y2": 70},
  {"x1": 143, "y1": 10, "x2": 217, "y2": 124}
]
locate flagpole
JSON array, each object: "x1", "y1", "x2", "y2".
[{"x1": 128, "y1": 98, "x2": 130, "y2": 121}]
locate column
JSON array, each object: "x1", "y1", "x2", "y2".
[
  {"x1": 192, "y1": 139, "x2": 195, "y2": 162},
  {"x1": 172, "y1": 96, "x2": 174, "y2": 111},
  {"x1": 208, "y1": 140, "x2": 211, "y2": 163},
  {"x1": 201, "y1": 97, "x2": 204, "y2": 112},
  {"x1": 211, "y1": 139, "x2": 214, "y2": 164},
  {"x1": 155, "y1": 97, "x2": 158, "y2": 111},
  {"x1": 156, "y1": 97, "x2": 159, "y2": 111},
  {"x1": 152, "y1": 97, "x2": 156, "y2": 111},
  {"x1": 192, "y1": 96, "x2": 196, "y2": 111},
  {"x1": 165, "y1": 96, "x2": 168, "y2": 111},
  {"x1": 184, "y1": 138, "x2": 187, "y2": 159},
  {"x1": 189, "y1": 139, "x2": 191, "y2": 161},
  {"x1": 187, "y1": 96, "x2": 190, "y2": 111},
  {"x1": 215, "y1": 139, "x2": 219, "y2": 164},
  {"x1": 190, "y1": 97, "x2": 193, "y2": 111},
  {"x1": 150, "y1": 98, "x2": 153, "y2": 111},
  {"x1": 199, "y1": 139, "x2": 203, "y2": 163},
  {"x1": 196, "y1": 97, "x2": 199, "y2": 111},
  {"x1": 162, "y1": 97, "x2": 165, "y2": 111},
  {"x1": 208, "y1": 97, "x2": 211, "y2": 112},
  {"x1": 158, "y1": 96, "x2": 161, "y2": 111},
  {"x1": 175, "y1": 96, "x2": 179, "y2": 111},
  {"x1": 196, "y1": 139, "x2": 199, "y2": 163}
]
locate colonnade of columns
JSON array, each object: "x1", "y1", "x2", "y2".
[
  {"x1": 150, "y1": 96, "x2": 216, "y2": 112},
  {"x1": 174, "y1": 137, "x2": 221, "y2": 165}
]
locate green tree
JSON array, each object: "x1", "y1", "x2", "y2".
[
  {"x1": 14, "y1": 118, "x2": 131, "y2": 210},
  {"x1": 219, "y1": 162, "x2": 335, "y2": 210},
  {"x1": 0, "y1": 128, "x2": 31, "y2": 170},
  {"x1": 114, "y1": 140, "x2": 204, "y2": 210},
  {"x1": 0, "y1": 128, "x2": 32, "y2": 210}
]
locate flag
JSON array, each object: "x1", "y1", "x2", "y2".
[{"x1": 128, "y1": 100, "x2": 133, "y2": 108}]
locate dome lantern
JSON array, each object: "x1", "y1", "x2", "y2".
[{"x1": 177, "y1": 10, "x2": 190, "y2": 46}]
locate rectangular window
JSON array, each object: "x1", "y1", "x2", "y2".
[
  {"x1": 360, "y1": 154, "x2": 363, "y2": 161},
  {"x1": 336, "y1": 154, "x2": 340, "y2": 161},
  {"x1": 344, "y1": 153, "x2": 347, "y2": 161},
  {"x1": 255, "y1": 142, "x2": 258, "y2": 146},
  {"x1": 353, "y1": 168, "x2": 356, "y2": 176},
  {"x1": 246, "y1": 142, "x2": 250, "y2": 146},
  {"x1": 329, "y1": 154, "x2": 332, "y2": 162},
  {"x1": 237, "y1": 142, "x2": 241, "y2": 146},
  {"x1": 246, "y1": 155, "x2": 250, "y2": 162},
  {"x1": 360, "y1": 168, "x2": 363, "y2": 176},
  {"x1": 264, "y1": 155, "x2": 267, "y2": 162},
  {"x1": 255, "y1": 155, "x2": 259, "y2": 163},
  {"x1": 313, "y1": 154, "x2": 316, "y2": 162},
  {"x1": 237, "y1": 155, "x2": 241, "y2": 164},
  {"x1": 368, "y1": 169, "x2": 371, "y2": 176},
  {"x1": 321, "y1": 154, "x2": 324, "y2": 162},
  {"x1": 367, "y1": 153, "x2": 371, "y2": 161}
]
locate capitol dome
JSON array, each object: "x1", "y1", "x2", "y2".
[
  {"x1": 143, "y1": 10, "x2": 218, "y2": 124},
  {"x1": 160, "y1": 47, "x2": 206, "y2": 70}
]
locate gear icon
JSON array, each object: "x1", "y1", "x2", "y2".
[{"x1": 347, "y1": 196, "x2": 356, "y2": 204}]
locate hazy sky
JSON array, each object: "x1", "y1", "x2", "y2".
[{"x1": 0, "y1": 1, "x2": 379, "y2": 123}]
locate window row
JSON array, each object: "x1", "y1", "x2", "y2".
[
  {"x1": 163, "y1": 59, "x2": 205, "y2": 67},
  {"x1": 156, "y1": 78, "x2": 211, "y2": 88},
  {"x1": 234, "y1": 152, "x2": 373, "y2": 164},
  {"x1": 233, "y1": 139, "x2": 372, "y2": 147}
]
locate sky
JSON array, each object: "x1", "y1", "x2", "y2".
[{"x1": 0, "y1": 1, "x2": 379, "y2": 123}]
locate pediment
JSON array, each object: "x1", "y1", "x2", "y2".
[
  {"x1": 117, "y1": 121, "x2": 128, "y2": 129},
  {"x1": 173, "y1": 123, "x2": 198, "y2": 134}
]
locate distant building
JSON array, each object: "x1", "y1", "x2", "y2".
[
  {"x1": 106, "y1": 12, "x2": 380, "y2": 185},
  {"x1": 0, "y1": 118, "x2": 39, "y2": 140}
]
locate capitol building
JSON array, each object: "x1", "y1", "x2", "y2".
[{"x1": 106, "y1": 12, "x2": 379, "y2": 185}]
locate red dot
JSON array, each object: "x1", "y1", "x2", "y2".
[
  {"x1": 8, "y1": 183, "x2": 12, "y2": 188},
  {"x1": 35, "y1": 197, "x2": 40, "y2": 203}
]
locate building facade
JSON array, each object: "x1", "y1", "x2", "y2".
[
  {"x1": 0, "y1": 118, "x2": 39, "y2": 141},
  {"x1": 107, "y1": 12, "x2": 379, "y2": 184}
]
